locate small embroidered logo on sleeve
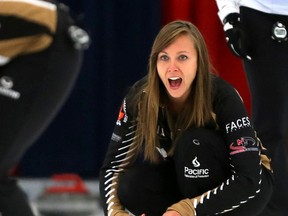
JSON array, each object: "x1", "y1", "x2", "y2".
[
  {"x1": 116, "y1": 99, "x2": 128, "y2": 126},
  {"x1": 0, "y1": 76, "x2": 20, "y2": 100},
  {"x1": 230, "y1": 137, "x2": 258, "y2": 155}
]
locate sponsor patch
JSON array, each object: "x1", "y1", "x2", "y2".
[
  {"x1": 111, "y1": 133, "x2": 122, "y2": 142},
  {"x1": 230, "y1": 137, "x2": 258, "y2": 155},
  {"x1": 184, "y1": 156, "x2": 209, "y2": 178},
  {"x1": 225, "y1": 117, "x2": 251, "y2": 133}
]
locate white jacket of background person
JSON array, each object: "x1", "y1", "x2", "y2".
[{"x1": 216, "y1": 0, "x2": 288, "y2": 23}]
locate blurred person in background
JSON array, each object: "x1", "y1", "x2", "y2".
[
  {"x1": 216, "y1": 1, "x2": 288, "y2": 215},
  {"x1": 0, "y1": 0, "x2": 89, "y2": 215}
]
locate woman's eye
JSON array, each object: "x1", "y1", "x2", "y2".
[
  {"x1": 179, "y1": 55, "x2": 188, "y2": 60},
  {"x1": 159, "y1": 55, "x2": 169, "y2": 61}
]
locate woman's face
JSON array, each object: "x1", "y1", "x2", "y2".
[{"x1": 157, "y1": 34, "x2": 198, "y2": 103}]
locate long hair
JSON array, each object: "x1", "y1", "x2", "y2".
[{"x1": 132, "y1": 20, "x2": 214, "y2": 162}]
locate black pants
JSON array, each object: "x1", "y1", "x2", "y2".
[
  {"x1": 0, "y1": 5, "x2": 83, "y2": 216},
  {"x1": 118, "y1": 128, "x2": 272, "y2": 216},
  {"x1": 240, "y1": 7, "x2": 288, "y2": 216}
]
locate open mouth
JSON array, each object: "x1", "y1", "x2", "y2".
[{"x1": 168, "y1": 77, "x2": 182, "y2": 88}]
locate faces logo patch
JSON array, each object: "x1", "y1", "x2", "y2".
[
  {"x1": 225, "y1": 117, "x2": 251, "y2": 133},
  {"x1": 116, "y1": 99, "x2": 128, "y2": 126}
]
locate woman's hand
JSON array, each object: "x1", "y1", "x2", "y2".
[{"x1": 162, "y1": 210, "x2": 181, "y2": 216}]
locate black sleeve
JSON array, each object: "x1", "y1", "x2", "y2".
[
  {"x1": 195, "y1": 76, "x2": 264, "y2": 215},
  {"x1": 99, "y1": 85, "x2": 140, "y2": 216}
]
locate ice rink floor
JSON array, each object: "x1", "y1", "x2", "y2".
[{"x1": 19, "y1": 178, "x2": 104, "y2": 216}]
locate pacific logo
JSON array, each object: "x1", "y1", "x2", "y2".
[{"x1": 184, "y1": 156, "x2": 209, "y2": 178}]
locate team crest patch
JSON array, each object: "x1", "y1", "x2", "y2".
[{"x1": 116, "y1": 99, "x2": 128, "y2": 126}]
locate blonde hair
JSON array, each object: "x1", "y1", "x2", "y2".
[{"x1": 132, "y1": 20, "x2": 214, "y2": 162}]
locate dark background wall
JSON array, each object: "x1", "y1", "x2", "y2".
[
  {"x1": 18, "y1": 0, "x2": 249, "y2": 178},
  {"x1": 18, "y1": 0, "x2": 162, "y2": 178}
]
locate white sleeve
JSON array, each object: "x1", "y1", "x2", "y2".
[{"x1": 216, "y1": 0, "x2": 240, "y2": 23}]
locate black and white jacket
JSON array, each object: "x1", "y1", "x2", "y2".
[{"x1": 99, "y1": 74, "x2": 272, "y2": 216}]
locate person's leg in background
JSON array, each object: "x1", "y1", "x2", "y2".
[
  {"x1": 0, "y1": 3, "x2": 88, "y2": 215},
  {"x1": 241, "y1": 7, "x2": 288, "y2": 215}
]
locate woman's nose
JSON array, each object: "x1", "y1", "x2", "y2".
[
  {"x1": 168, "y1": 66, "x2": 178, "y2": 72},
  {"x1": 167, "y1": 62, "x2": 179, "y2": 72}
]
